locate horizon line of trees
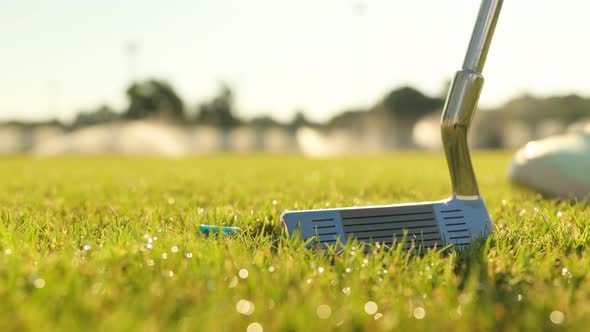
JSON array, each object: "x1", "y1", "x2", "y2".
[
  {"x1": 3, "y1": 78, "x2": 449, "y2": 131},
  {"x1": 73, "y1": 80, "x2": 314, "y2": 131},
  {"x1": 3, "y1": 78, "x2": 590, "y2": 135}
]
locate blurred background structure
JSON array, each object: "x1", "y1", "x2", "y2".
[{"x1": 1, "y1": 0, "x2": 589, "y2": 156}]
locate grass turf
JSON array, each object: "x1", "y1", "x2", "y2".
[{"x1": 0, "y1": 152, "x2": 589, "y2": 331}]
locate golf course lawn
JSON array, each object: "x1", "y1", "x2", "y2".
[{"x1": 1, "y1": 152, "x2": 589, "y2": 331}]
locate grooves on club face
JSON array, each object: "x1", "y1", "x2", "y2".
[{"x1": 281, "y1": 196, "x2": 492, "y2": 252}]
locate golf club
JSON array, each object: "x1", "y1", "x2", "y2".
[{"x1": 282, "y1": 0, "x2": 503, "y2": 251}]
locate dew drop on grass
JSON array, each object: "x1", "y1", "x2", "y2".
[
  {"x1": 185, "y1": 253, "x2": 193, "y2": 258},
  {"x1": 146, "y1": 243, "x2": 153, "y2": 249},
  {"x1": 517, "y1": 294, "x2": 523, "y2": 302},
  {"x1": 168, "y1": 270, "x2": 174, "y2": 278},
  {"x1": 33, "y1": 278, "x2": 46, "y2": 289},
  {"x1": 236, "y1": 300, "x2": 255, "y2": 315},
  {"x1": 306, "y1": 278, "x2": 312, "y2": 284},
  {"x1": 342, "y1": 287, "x2": 351, "y2": 295},
  {"x1": 171, "y1": 246, "x2": 179, "y2": 253},
  {"x1": 239, "y1": 269, "x2": 249, "y2": 279},
  {"x1": 318, "y1": 267, "x2": 324, "y2": 273},
  {"x1": 162, "y1": 253, "x2": 168, "y2": 260},
  {"x1": 247, "y1": 322, "x2": 263, "y2": 332},
  {"x1": 345, "y1": 268, "x2": 352, "y2": 273},
  {"x1": 268, "y1": 266, "x2": 275, "y2": 273},
  {"x1": 83, "y1": 245, "x2": 91, "y2": 251},
  {"x1": 168, "y1": 197, "x2": 175, "y2": 205},
  {"x1": 413, "y1": 307, "x2": 426, "y2": 319},
  {"x1": 374, "y1": 313, "x2": 383, "y2": 320},
  {"x1": 550, "y1": 311, "x2": 565, "y2": 324},
  {"x1": 316, "y1": 304, "x2": 332, "y2": 319},
  {"x1": 561, "y1": 267, "x2": 569, "y2": 276},
  {"x1": 4, "y1": 249, "x2": 12, "y2": 255},
  {"x1": 364, "y1": 301, "x2": 378, "y2": 315},
  {"x1": 143, "y1": 234, "x2": 150, "y2": 239},
  {"x1": 557, "y1": 211, "x2": 564, "y2": 218},
  {"x1": 147, "y1": 238, "x2": 153, "y2": 243},
  {"x1": 147, "y1": 259, "x2": 155, "y2": 266}
]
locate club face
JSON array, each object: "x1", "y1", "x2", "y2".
[{"x1": 281, "y1": 196, "x2": 491, "y2": 252}]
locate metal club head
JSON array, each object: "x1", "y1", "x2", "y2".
[
  {"x1": 282, "y1": 197, "x2": 491, "y2": 251},
  {"x1": 282, "y1": 0, "x2": 503, "y2": 252}
]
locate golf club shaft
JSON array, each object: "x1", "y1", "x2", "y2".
[
  {"x1": 463, "y1": 0, "x2": 504, "y2": 73},
  {"x1": 441, "y1": 0, "x2": 503, "y2": 198}
]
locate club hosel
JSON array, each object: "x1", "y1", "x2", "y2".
[{"x1": 440, "y1": 69, "x2": 484, "y2": 198}]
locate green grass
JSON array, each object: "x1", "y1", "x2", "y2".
[{"x1": 1, "y1": 152, "x2": 589, "y2": 331}]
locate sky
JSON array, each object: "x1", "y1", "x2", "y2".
[{"x1": 1, "y1": 0, "x2": 590, "y2": 123}]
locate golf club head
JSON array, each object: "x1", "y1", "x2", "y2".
[
  {"x1": 281, "y1": 196, "x2": 491, "y2": 251},
  {"x1": 282, "y1": 0, "x2": 501, "y2": 253}
]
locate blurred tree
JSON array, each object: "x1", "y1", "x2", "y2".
[
  {"x1": 326, "y1": 86, "x2": 444, "y2": 130},
  {"x1": 249, "y1": 115, "x2": 281, "y2": 129},
  {"x1": 195, "y1": 84, "x2": 241, "y2": 128},
  {"x1": 376, "y1": 86, "x2": 444, "y2": 121},
  {"x1": 124, "y1": 80, "x2": 185, "y2": 120},
  {"x1": 371, "y1": 86, "x2": 444, "y2": 147},
  {"x1": 288, "y1": 110, "x2": 312, "y2": 130},
  {"x1": 501, "y1": 94, "x2": 590, "y2": 124},
  {"x1": 73, "y1": 105, "x2": 119, "y2": 128},
  {"x1": 328, "y1": 109, "x2": 366, "y2": 129}
]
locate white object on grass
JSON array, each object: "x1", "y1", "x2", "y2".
[{"x1": 508, "y1": 128, "x2": 590, "y2": 199}]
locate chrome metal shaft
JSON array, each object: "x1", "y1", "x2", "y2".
[
  {"x1": 441, "y1": 0, "x2": 503, "y2": 198},
  {"x1": 463, "y1": 0, "x2": 504, "y2": 73}
]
